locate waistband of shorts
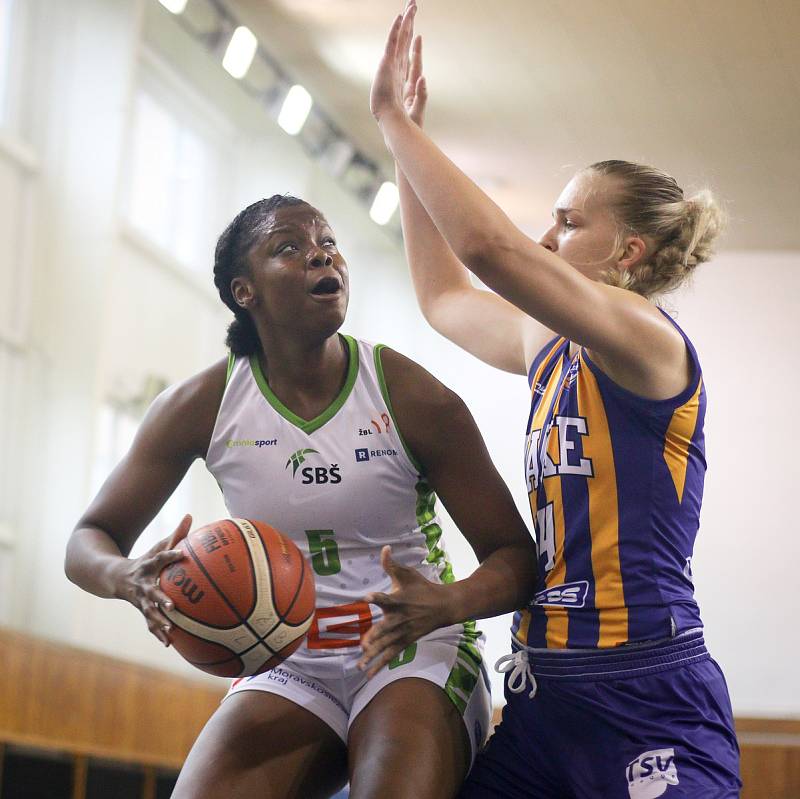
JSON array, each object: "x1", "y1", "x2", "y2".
[{"x1": 511, "y1": 628, "x2": 709, "y2": 681}]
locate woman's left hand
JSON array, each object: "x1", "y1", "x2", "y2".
[
  {"x1": 358, "y1": 544, "x2": 451, "y2": 678},
  {"x1": 370, "y1": 0, "x2": 417, "y2": 123}
]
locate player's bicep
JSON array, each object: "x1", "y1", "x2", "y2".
[
  {"x1": 420, "y1": 397, "x2": 532, "y2": 562},
  {"x1": 383, "y1": 349, "x2": 531, "y2": 560},
  {"x1": 427, "y1": 287, "x2": 547, "y2": 375},
  {"x1": 78, "y1": 396, "x2": 197, "y2": 556}
]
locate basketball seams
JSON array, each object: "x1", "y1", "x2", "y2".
[
  {"x1": 165, "y1": 605, "x2": 257, "y2": 649},
  {"x1": 236, "y1": 519, "x2": 313, "y2": 648},
  {"x1": 227, "y1": 519, "x2": 260, "y2": 619},
  {"x1": 230, "y1": 518, "x2": 275, "y2": 626},
  {"x1": 232, "y1": 518, "x2": 277, "y2": 629},
  {"x1": 162, "y1": 518, "x2": 314, "y2": 678},
  {"x1": 183, "y1": 532, "x2": 281, "y2": 659}
]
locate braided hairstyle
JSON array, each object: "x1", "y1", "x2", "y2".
[
  {"x1": 213, "y1": 194, "x2": 308, "y2": 355},
  {"x1": 587, "y1": 160, "x2": 726, "y2": 298}
]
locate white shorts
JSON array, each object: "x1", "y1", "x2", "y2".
[{"x1": 224, "y1": 619, "x2": 492, "y2": 763}]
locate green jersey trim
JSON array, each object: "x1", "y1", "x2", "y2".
[
  {"x1": 248, "y1": 334, "x2": 359, "y2": 435},
  {"x1": 443, "y1": 628, "x2": 483, "y2": 716},
  {"x1": 415, "y1": 480, "x2": 455, "y2": 584},
  {"x1": 225, "y1": 351, "x2": 236, "y2": 387},
  {"x1": 372, "y1": 344, "x2": 424, "y2": 475},
  {"x1": 414, "y1": 477, "x2": 483, "y2": 717}
]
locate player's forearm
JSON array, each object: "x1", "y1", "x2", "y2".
[
  {"x1": 396, "y1": 163, "x2": 472, "y2": 326},
  {"x1": 64, "y1": 526, "x2": 128, "y2": 599},
  {"x1": 381, "y1": 111, "x2": 525, "y2": 284},
  {"x1": 443, "y1": 542, "x2": 538, "y2": 625}
]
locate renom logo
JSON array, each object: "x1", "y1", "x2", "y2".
[{"x1": 626, "y1": 748, "x2": 678, "y2": 799}]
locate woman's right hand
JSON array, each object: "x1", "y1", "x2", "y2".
[
  {"x1": 403, "y1": 34, "x2": 427, "y2": 127},
  {"x1": 113, "y1": 514, "x2": 192, "y2": 646}
]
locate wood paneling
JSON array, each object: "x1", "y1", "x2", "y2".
[
  {"x1": 738, "y1": 718, "x2": 800, "y2": 799},
  {"x1": 2, "y1": 629, "x2": 799, "y2": 798},
  {"x1": 0, "y1": 628, "x2": 225, "y2": 770}
]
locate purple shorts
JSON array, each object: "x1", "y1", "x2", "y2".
[{"x1": 460, "y1": 630, "x2": 741, "y2": 798}]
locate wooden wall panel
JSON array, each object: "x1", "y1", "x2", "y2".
[
  {"x1": 0, "y1": 628, "x2": 225, "y2": 769},
  {"x1": 2, "y1": 629, "x2": 800, "y2": 798},
  {"x1": 738, "y1": 718, "x2": 800, "y2": 799}
]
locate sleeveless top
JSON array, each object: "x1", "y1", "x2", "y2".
[
  {"x1": 205, "y1": 335, "x2": 465, "y2": 654},
  {"x1": 513, "y1": 311, "x2": 706, "y2": 649}
]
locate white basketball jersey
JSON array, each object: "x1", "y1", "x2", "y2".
[{"x1": 205, "y1": 335, "x2": 457, "y2": 652}]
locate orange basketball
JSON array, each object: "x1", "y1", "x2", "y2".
[{"x1": 158, "y1": 518, "x2": 315, "y2": 678}]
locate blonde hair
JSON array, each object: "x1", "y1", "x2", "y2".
[{"x1": 587, "y1": 160, "x2": 726, "y2": 298}]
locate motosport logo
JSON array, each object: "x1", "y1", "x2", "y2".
[{"x1": 626, "y1": 748, "x2": 678, "y2": 798}]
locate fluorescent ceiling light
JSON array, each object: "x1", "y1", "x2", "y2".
[
  {"x1": 369, "y1": 181, "x2": 399, "y2": 226},
  {"x1": 222, "y1": 26, "x2": 258, "y2": 80},
  {"x1": 158, "y1": 0, "x2": 188, "y2": 13},
  {"x1": 278, "y1": 85, "x2": 313, "y2": 136}
]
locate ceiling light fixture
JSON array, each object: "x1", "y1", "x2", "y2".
[
  {"x1": 157, "y1": 0, "x2": 188, "y2": 13},
  {"x1": 278, "y1": 85, "x2": 313, "y2": 136},
  {"x1": 369, "y1": 181, "x2": 399, "y2": 226},
  {"x1": 222, "y1": 26, "x2": 258, "y2": 79}
]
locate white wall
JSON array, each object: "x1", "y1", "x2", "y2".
[
  {"x1": 2, "y1": 0, "x2": 797, "y2": 717},
  {"x1": 670, "y1": 251, "x2": 800, "y2": 716}
]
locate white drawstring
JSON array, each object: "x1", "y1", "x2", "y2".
[{"x1": 495, "y1": 650, "x2": 537, "y2": 698}]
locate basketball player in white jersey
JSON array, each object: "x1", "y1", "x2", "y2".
[{"x1": 65, "y1": 195, "x2": 538, "y2": 798}]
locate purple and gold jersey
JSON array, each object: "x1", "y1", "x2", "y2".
[{"x1": 513, "y1": 311, "x2": 706, "y2": 649}]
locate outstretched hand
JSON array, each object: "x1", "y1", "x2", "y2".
[
  {"x1": 358, "y1": 544, "x2": 450, "y2": 678},
  {"x1": 404, "y1": 34, "x2": 427, "y2": 127},
  {"x1": 114, "y1": 514, "x2": 192, "y2": 646},
  {"x1": 371, "y1": 0, "x2": 418, "y2": 124}
]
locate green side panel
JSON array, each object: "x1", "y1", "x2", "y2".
[
  {"x1": 248, "y1": 334, "x2": 359, "y2": 435},
  {"x1": 225, "y1": 351, "x2": 236, "y2": 387},
  {"x1": 444, "y1": 647, "x2": 481, "y2": 716},
  {"x1": 415, "y1": 480, "x2": 455, "y2": 585},
  {"x1": 372, "y1": 343, "x2": 424, "y2": 475}
]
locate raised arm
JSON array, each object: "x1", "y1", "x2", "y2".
[
  {"x1": 373, "y1": 5, "x2": 691, "y2": 399},
  {"x1": 64, "y1": 359, "x2": 227, "y2": 645},
  {"x1": 358, "y1": 348, "x2": 537, "y2": 675},
  {"x1": 396, "y1": 36, "x2": 551, "y2": 375}
]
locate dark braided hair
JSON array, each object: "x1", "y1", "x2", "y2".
[{"x1": 213, "y1": 194, "x2": 308, "y2": 355}]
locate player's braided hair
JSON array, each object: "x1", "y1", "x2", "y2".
[
  {"x1": 588, "y1": 160, "x2": 726, "y2": 298},
  {"x1": 213, "y1": 194, "x2": 308, "y2": 355}
]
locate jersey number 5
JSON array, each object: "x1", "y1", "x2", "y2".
[{"x1": 305, "y1": 529, "x2": 341, "y2": 576}]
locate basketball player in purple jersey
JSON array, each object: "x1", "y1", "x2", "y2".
[{"x1": 362, "y1": 4, "x2": 741, "y2": 796}]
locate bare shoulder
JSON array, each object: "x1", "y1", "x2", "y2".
[
  {"x1": 588, "y1": 294, "x2": 692, "y2": 399},
  {"x1": 378, "y1": 346, "x2": 465, "y2": 420},
  {"x1": 140, "y1": 357, "x2": 228, "y2": 460},
  {"x1": 377, "y1": 346, "x2": 478, "y2": 475}
]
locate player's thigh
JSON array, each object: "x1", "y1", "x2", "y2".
[
  {"x1": 172, "y1": 690, "x2": 348, "y2": 799},
  {"x1": 347, "y1": 677, "x2": 471, "y2": 799}
]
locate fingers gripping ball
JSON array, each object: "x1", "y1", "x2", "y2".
[{"x1": 158, "y1": 519, "x2": 315, "y2": 678}]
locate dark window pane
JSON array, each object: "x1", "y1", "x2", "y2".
[
  {"x1": 156, "y1": 772, "x2": 179, "y2": 799},
  {"x1": 86, "y1": 763, "x2": 143, "y2": 799},
  {"x1": 2, "y1": 750, "x2": 73, "y2": 799}
]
